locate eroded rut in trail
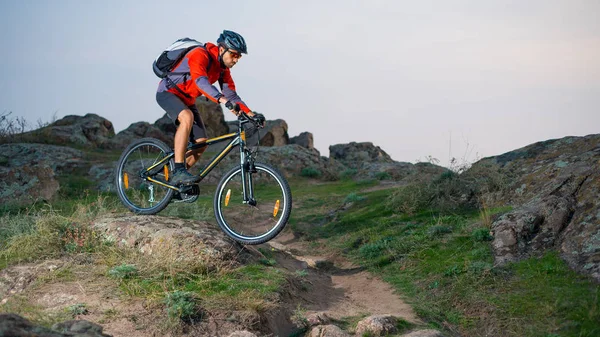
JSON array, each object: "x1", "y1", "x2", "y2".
[{"x1": 262, "y1": 230, "x2": 419, "y2": 329}]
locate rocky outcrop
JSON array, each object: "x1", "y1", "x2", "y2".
[
  {"x1": 474, "y1": 134, "x2": 600, "y2": 281},
  {"x1": 108, "y1": 122, "x2": 171, "y2": 149},
  {"x1": 15, "y1": 114, "x2": 115, "y2": 148},
  {"x1": 153, "y1": 114, "x2": 177, "y2": 144},
  {"x1": 0, "y1": 314, "x2": 111, "y2": 337},
  {"x1": 92, "y1": 215, "x2": 242, "y2": 270},
  {"x1": 329, "y1": 142, "x2": 394, "y2": 169},
  {"x1": 290, "y1": 132, "x2": 314, "y2": 150},
  {"x1": 230, "y1": 119, "x2": 289, "y2": 147},
  {"x1": 0, "y1": 143, "x2": 86, "y2": 205}
]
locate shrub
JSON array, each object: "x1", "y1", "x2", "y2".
[
  {"x1": 66, "y1": 303, "x2": 88, "y2": 317},
  {"x1": 375, "y1": 172, "x2": 392, "y2": 180},
  {"x1": 428, "y1": 225, "x2": 453, "y2": 238},
  {"x1": 386, "y1": 183, "x2": 429, "y2": 215},
  {"x1": 469, "y1": 261, "x2": 493, "y2": 275},
  {"x1": 108, "y1": 264, "x2": 138, "y2": 279},
  {"x1": 344, "y1": 192, "x2": 366, "y2": 203},
  {"x1": 300, "y1": 167, "x2": 321, "y2": 178},
  {"x1": 340, "y1": 168, "x2": 358, "y2": 180},
  {"x1": 472, "y1": 228, "x2": 493, "y2": 242},
  {"x1": 165, "y1": 291, "x2": 200, "y2": 320}
]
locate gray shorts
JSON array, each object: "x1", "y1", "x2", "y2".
[{"x1": 156, "y1": 91, "x2": 207, "y2": 141}]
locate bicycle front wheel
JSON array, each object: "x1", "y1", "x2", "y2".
[
  {"x1": 214, "y1": 162, "x2": 292, "y2": 245},
  {"x1": 115, "y1": 138, "x2": 174, "y2": 215}
]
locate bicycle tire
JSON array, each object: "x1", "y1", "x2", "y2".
[
  {"x1": 115, "y1": 138, "x2": 175, "y2": 215},
  {"x1": 214, "y1": 162, "x2": 292, "y2": 245}
]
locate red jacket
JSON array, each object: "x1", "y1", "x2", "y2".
[{"x1": 157, "y1": 42, "x2": 250, "y2": 112}]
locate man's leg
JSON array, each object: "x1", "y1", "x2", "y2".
[
  {"x1": 184, "y1": 106, "x2": 209, "y2": 170},
  {"x1": 170, "y1": 109, "x2": 200, "y2": 185},
  {"x1": 155, "y1": 91, "x2": 200, "y2": 185},
  {"x1": 185, "y1": 137, "x2": 208, "y2": 169},
  {"x1": 174, "y1": 109, "x2": 194, "y2": 163}
]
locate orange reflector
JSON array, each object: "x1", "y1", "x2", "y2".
[
  {"x1": 273, "y1": 200, "x2": 280, "y2": 217},
  {"x1": 123, "y1": 173, "x2": 129, "y2": 189},
  {"x1": 225, "y1": 189, "x2": 231, "y2": 206},
  {"x1": 164, "y1": 165, "x2": 169, "y2": 181}
]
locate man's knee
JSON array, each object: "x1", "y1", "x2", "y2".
[{"x1": 177, "y1": 109, "x2": 194, "y2": 127}]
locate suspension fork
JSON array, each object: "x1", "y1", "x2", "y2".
[{"x1": 239, "y1": 143, "x2": 257, "y2": 206}]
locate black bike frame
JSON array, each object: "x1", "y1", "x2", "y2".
[{"x1": 142, "y1": 116, "x2": 256, "y2": 202}]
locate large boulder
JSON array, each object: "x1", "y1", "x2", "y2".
[
  {"x1": 329, "y1": 142, "x2": 394, "y2": 169},
  {"x1": 0, "y1": 143, "x2": 85, "y2": 175},
  {"x1": 0, "y1": 143, "x2": 86, "y2": 205},
  {"x1": 474, "y1": 134, "x2": 600, "y2": 281},
  {"x1": 290, "y1": 132, "x2": 314, "y2": 150},
  {"x1": 16, "y1": 114, "x2": 115, "y2": 148},
  {"x1": 153, "y1": 113, "x2": 177, "y2": 142},
  {"x1": 107, "y1": 122, "x2": 171, "y2": 149},
  {"x1": 0, "y1": 314, "x2": 111, "y2": 337},
  {"x1": 0, "y1": 164, "x2": 59, "y2": 206},
  {"x1": 229, "y1": 119, "x2": 290, "y2": 147},
  {"x1": 355, "y1": 315, "x2": 398, "y2": 336},
  {"x1": 92, "y1": 215, "x2": 242, "y2": 270}
]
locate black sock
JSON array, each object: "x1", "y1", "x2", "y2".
[{"x1": 174, "y1": 162, "x2": 186, "y2": 172}]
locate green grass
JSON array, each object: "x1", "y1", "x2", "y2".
[
  {"x1": 2, "y1": 169, "x2": 598, "y2": 337},
  {"x1": 304, "y1": 186, "x2": 600, "y2": 337}
]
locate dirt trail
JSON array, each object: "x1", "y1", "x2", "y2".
[{"x1": 263, "y1": 230, "x2": 419, "y2": 323}]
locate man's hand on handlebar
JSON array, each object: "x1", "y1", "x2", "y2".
[
  {"x1": 224, "y1": 100, "x2": 241, "y2": 116},
  {"x1": 252, "y1": 113, "x2": 266, "y2": 127}
]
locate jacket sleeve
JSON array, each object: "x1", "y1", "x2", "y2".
[
  {"x1": 219, "y1": 69, "x2": 251, "y2": 112},
  {"x1": 188, "y1": 48, "x2": 223, "y2": 103}
]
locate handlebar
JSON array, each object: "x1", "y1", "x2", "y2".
[{"x1": 238, "y1": 111, "x2": 265, "y2": 128}]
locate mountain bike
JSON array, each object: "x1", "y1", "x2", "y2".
[{"x1": 114, "y1": 112, "x2": 292, "y2": 245}]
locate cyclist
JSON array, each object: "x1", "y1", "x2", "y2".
[{"x1": 156, "y1": 30, "x2": 265, "y2": 185}]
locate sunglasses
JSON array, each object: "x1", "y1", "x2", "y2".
[{"x1": 228, "y1": 50, "x2": 242, "y2": 59}]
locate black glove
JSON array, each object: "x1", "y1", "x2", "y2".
[
  {"x1": 252, "y1": 113, "x2": 266, "y2": 126},
  {"x1": 225, "y1": 100, "x2": 240, "y2": 112}
]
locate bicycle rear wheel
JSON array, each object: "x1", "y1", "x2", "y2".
[
  {"x1": 115, "y1": 138, "x2": 174, "y2": 215},
  {"x1": 214, "y1": 162, "x2": 292, "y2": 245}
]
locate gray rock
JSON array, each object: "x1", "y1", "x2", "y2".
[
  {"x1": 16, "y1": 114, "x2": 115, "y2": 148},
  {"x1": 400, "y1": 330, "x2": 445, "y2": 337},
  {"x1": 306, "y1": 312, "x2": 331, "y2": 326},
  {"x1": 108, "y1": 122, "x2": 171, "y2": 149},
  {"x1": 0, "y1": 313, "x2": 111, "y2": 337},
  {"x1": 477, "y1": 134, "x2": 600, "y2": 280},
  {"x1": 52, "y1": 320, "x2": 111, "y2": 336},
  {"x1": 329, "y1": 142, "x2": 394, "y2": 169},
  {"x1": 0, "y1": 143, "x2": 85, "y2": 174},
  {"x1": 153, "y1": 113, "x2": 177, "y2": 142},
  {"x1": 92, "y1": 215, "x2": 242, "y2": 270},
  {"x1": 231, "y1": 119, "x2": 289, "y2": 147},
  {"x1": 0, "y1": 164, "x2": 59, "y2": 206},
  {"x1": 227, "y1": 331, "x2": 258, "y2": 337},
  {"x1": 88, "y1": 163, "x2": 115, "y2": 192},
  {"x1": 309, "y1": 324, "x2": 350, "y2": 337},
  {"x1": 0, "y1": 143, "x2": 88, "y2": 205},
  {"x1": 354, "y1": 315, "x2": 397, "y2": 336},
  {"x1": 290, "y1": 132, "x2": 314, "y2": 150}
]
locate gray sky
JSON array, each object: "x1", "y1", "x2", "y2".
[{"x1": 1, "y1": 0, "x2": 599, "y2": 166}]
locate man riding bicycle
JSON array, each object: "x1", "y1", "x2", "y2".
[{"x1": 156, "y1": 30, "x2": 265, "y2": 186}]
